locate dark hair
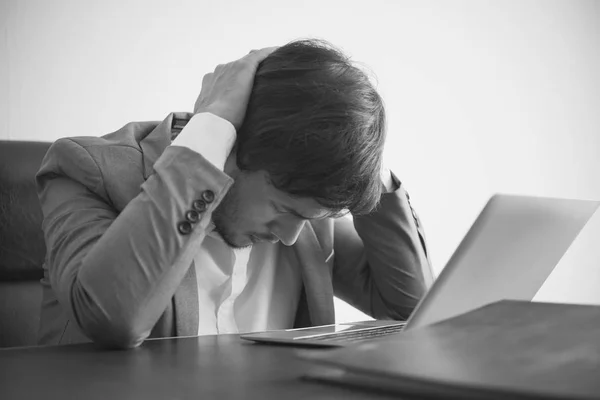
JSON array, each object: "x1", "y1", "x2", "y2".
[{"x1": 236, "y1": 39, "x2": 386, "y2": 215}]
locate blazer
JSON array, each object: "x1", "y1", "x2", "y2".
[{"x1": 36, "y1": 112, "x2": 433, "y2": 349}]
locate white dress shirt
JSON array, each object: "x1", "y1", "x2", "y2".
[{"x1": 171, "y1": 113, "x2": 302, "y2": 335}]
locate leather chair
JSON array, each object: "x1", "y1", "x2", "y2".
[{"x1": 0, "y1": 140, "x2": 51, "y2": 348}]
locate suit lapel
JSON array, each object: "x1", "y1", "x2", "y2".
[
  {"x1": 292, "y1": 223, "x2": 335, "y2": 326},
  {"x1": 139, "y1": 112, "x2": 198, "y2": 337},
  {"x1": 173, "y1": 261, "x2": 200, "y2": 336},
  {"x1": 293, "y1": 288, "x2": 311, "y2": 328}
]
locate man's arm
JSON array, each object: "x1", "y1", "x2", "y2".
[
  {"x1": 332, "y1": 174, "x2": 434, "y2": 320},
  {"x1": 38, "y1": 137, "x2": 233, "y2": 349},
  {"x1": 37, "y1": 47, "x2": 277, "y2": 349}
]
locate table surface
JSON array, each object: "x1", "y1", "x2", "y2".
[{"x1": 0, "y1": 334, "x2": 398, "y2": 400}]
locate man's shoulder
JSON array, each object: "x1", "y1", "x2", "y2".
[
  {"x1": 70, "y1": 119, "x2": 160, "y2": 155},
  {"x1": 37, "y1": 119, "x2": 163, "y2": 211}
]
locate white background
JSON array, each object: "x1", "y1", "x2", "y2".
[{"x1": 2, "y1": 0, "x2": 599, "y2": 322}]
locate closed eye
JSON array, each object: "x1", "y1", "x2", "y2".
[{"x1": 271, "y1": 201, "x2": 311, "y2": 220}]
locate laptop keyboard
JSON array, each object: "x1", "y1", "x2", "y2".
[{"x1": 297, "y1": 323, "x2": 406, "y2": 343}]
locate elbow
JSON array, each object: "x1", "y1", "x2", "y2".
[
  {"x1": 383, "y1": 303, "x2": 420, "y2": 322},
  {"x1": 69, "y1": 285, "x2": 149, "y2": 350},
  {"x1": 90, "y1": 329, "x2": 146, "y2": 350},
  {"x1": 81, "y1": 318, "x2": 148, "y2": 350},
  {"x1": 372, "y1": 284, "x2": 425, "y2": 321},
  {"x1": 96, "y1": 334, "x2": 146, "y2": 350}
]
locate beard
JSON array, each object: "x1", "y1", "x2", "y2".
[{"x1": 211, "y1": 179, "x2": 251, "y2": 249}]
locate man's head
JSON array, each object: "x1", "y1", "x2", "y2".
[{"x1": 213, "y1": 39, "x2": 386, "y2": 248}]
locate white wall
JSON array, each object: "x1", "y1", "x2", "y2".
[{"x1": 2, "y1": 0, "x2": 599, "y2": 322}]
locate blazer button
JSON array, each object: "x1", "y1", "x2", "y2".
[
  {"x1": 193, "y1": 199, "x2": 207, "y2": 213},
  {"x1": 178, "y1": 221, "x2": 193, "y2": 235},
  {"x1": 185, "y1": 210, "x2": 200, "y2": 223},
  {"x1": 202, "y1": 190, "x2": 215, "y2": 203}
]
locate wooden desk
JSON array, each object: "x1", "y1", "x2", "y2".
[{"x1": 0, "y1": 335, "x2": 393, "y2": 399}]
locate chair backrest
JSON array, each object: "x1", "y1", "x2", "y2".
[{"x1": 0, "y1": 140, "x2": 51, "y2": 348}]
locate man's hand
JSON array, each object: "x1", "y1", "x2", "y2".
[{"x1": 194, "y1": 47, "x2": 278, "y2": 131}]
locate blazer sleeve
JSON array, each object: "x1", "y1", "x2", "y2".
[
  {"x1": 332, "y1": 180, "x2": 434, "y2": 320},
  {"x1": 36, "y1": 138, "x2": 232, "y2": 349}
]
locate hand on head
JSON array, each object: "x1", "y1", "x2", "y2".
[{"x1": 194, "y1": 47, "x2": 278, "y2": 130}]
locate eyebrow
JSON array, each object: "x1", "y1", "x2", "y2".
[{"x1": 272, "y1": 201, "x2": 320, "y2": 220}]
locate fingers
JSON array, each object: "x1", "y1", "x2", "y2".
[
  {"x1": 201, "y1": 72, "x2": 213, "y2": 87},
  {"x1": 242, "y1": 46, "x2": 279, "y2": 66},
  {"x1": 247, "y1": 46, "x2": 278, "y2": 56},
  {"x1": 212, "y1": 47, "x2": 278, "y2": 73},
  {"x1": 202, "y1": 47, "x2": 278, "y2": 93}
]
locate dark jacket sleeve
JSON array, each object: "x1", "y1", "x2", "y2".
[
  {"x1": 36, "y1": 138, "x2": 232, "y2": 349},
  {"x1": 332, "y1": 179, "x2": 433, "y2": 320}
]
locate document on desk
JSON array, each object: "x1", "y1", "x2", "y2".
[{"x1": 299, "y1": 300, "x2": 600, "y2": 400}]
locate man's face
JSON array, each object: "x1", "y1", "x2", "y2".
[{"x1": 212, "y1": 168, "x2": 332, "y2": 249}]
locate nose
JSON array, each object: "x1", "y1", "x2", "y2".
[{"x1": 271, "y1": 219, "x2": 306, "y2": 246}]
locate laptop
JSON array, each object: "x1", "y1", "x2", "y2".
[{"x1": 241, "y1": 194, "x2": 599, "y2": 347}]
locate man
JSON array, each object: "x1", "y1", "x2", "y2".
[{"x1": 36, "y1": 39, "x2": 433, "y2": 349}]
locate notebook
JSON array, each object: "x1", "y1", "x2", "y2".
[{"x1": 301, "y1": 300, "x2": 600, "y2": 400}]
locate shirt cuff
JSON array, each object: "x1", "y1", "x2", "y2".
[{"x1": 170, "y1": 112, "x2": 236, "y2": 171}]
